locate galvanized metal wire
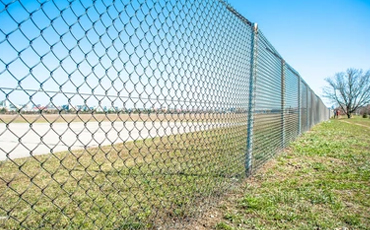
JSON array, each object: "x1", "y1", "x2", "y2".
[{"x1": 0, "y1": 0, "x2": 329, "y2": 229}]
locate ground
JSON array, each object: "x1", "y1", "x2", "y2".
[
  {"x1": 191, "y1": 118, "x2": 370, "y2": 229},
  {"x1": 0, "y1": 113, "x2": 240, "y2": 123},
  {"x1": 0, "y1": 124, "x2": 248, "y2": 229},
  {"x1": 1, "y1": 116, "x2": 369, "y2": 229}
]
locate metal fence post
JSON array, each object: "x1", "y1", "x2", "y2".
[
  {"x1": 246, "y1": 23, "x2": 258, "y2": 176},
  {"x1": 281, "y1": 60, "x2": 286, "y2": 148},
  {"x1": 298, "y1": 75, "x2": 301, "y2": 135},
  {"x1": 307, "y1": 87, "x2": 310, "y2": 129}
]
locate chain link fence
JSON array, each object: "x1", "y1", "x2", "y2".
[{"x1": 0, "y1": 0, "x2": 329, "y2": 229}]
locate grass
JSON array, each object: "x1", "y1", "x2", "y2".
[
  {"x1": 0, "y1": 119, "x2": 248, "y2": 229},
  {"x1": 2, "y1": 115, "x2": 369, "y2": 229},
  {"x1": 340, "y1": 115, "x2": 370, "y2": 127},
  {"x1": 252, "y1": 113, "x2": 301, "y2": 172},
  {"x1": 193, "y1": 119, "x2": 370, "y2": 229}
]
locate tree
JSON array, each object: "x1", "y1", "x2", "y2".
[
  {"x1": 0, "y1": 107, "x2": 7, "y2": 114},
  {"x1": 323, "y1": 68, "x2": 370, "y2": 118}
]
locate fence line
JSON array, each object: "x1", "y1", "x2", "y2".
[{"x1": 0, "y1": 0, "x2": 329, "y2": 229}]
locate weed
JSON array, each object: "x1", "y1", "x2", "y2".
[{"x1": 215, "y1": 222, "x2": 234, "y2": 230}]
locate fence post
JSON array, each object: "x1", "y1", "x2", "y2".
[
  {"x1": 306, "y1": 87, "x2": 309, "y2": 129},
  {"x1": 281, "y1": 60, "x2": 286, "y2": 148},
  {"x1": 298, "y1": 76, "x2": 301, "y2": 135},
  {"x1": 246, "y1": 23, "x2": 258, "y2": 176}
]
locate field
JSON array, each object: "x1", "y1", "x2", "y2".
[
  {"x1": 0, "y1": 123, "x2": 248, "y2": 229},
  {"x1": 193, "y1": 118, "x2": 370, "y2": 229},
  {"x1": 2, "y1": 114, "x2": 368, "y2": 229},
  {"x1": 339, "y1": 115, "x2": 370, "y2": 127},
  {"x1": 0, "y1": 113, "x2": 243, "y2": 124}
]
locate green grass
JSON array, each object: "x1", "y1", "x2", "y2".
[
  {"x1": 209, "y1": 119, "x2": 370, "y2": 229},
  {"x1": 343, "y1": 115, "x2": 370, "y2": 127},
  {"x1": 0, "y1": 124, "x2": 248, "y2": 229},
  {"x1": 2, "y1": 116, "x2": 369, "y2": 229}
]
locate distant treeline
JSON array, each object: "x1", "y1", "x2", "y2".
[{"x1": 0, "y1": 107, "x2": 304, "y2": 115}]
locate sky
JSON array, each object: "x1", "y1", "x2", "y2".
[
  {"x1": 227, "y1": 0, "x2": 370, "y2": 106},
  {"x1": 1, "y1": 0, "x2": 369, "y2": 109},
  {"x1": 0, "y1": 0, "x2": 251, "y2": 110}
]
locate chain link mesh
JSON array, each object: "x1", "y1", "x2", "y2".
[{"x1": 1, "y1": 0, "x2": 329, "y2": 229}]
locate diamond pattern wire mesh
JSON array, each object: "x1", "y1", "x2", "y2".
[
  {"x1": 0, "y1": 0, "x2": 329, "y2": 229},
  {"x1": 252, "y1": 31, "x2": 283, "y2": 171},
  {"x1": 301, "y1": 82, "x2": 308, "y2": 133},
  {"x1": 284, "y1": 65, "x2": 299, "y2": 145}
]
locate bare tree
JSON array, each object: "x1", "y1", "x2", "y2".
[{"x1": 323, "y1": 68, "x2": 370, "y2": 118}]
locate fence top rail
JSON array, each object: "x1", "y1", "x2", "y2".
[{"x1": 218, "y1": 0, "x2": 253, "y2": 27}]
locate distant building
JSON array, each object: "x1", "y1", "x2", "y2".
[
  {"x1": 45, "y1": 104, "x2": 58, "y2": 112},
  {"x1": 76, "y1": 105, "x2": 89, "y2": 111},
  {"x1": 95, "y1": 106, "x2": 104, "y2": 112},
  {"x1": 33, "y1": 104, "x2": 41, "y2": 110},
  {"x1": 8, "y1": 103, "x2": 22, "y2": 111},
  {"x1": 0, "y1": 100, "x2": 8, "y2": 109},
  {"x1": 21, "y1": 104, "x2": 33, "y2": 112},
  {"x1": 61, "y1": 105, "x2": 70, "y2": 111}
]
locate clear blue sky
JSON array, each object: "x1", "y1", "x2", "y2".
[
  {"x1": 227, "y1": 0, "x2": 370, "y2": 106},
  {"x1": 1, "y1": 0, "x2": 369, "y2": 109}
]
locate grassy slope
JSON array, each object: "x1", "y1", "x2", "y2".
[{"x1": 196, "y1": 119, "x2": 369, "y2": 229}]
